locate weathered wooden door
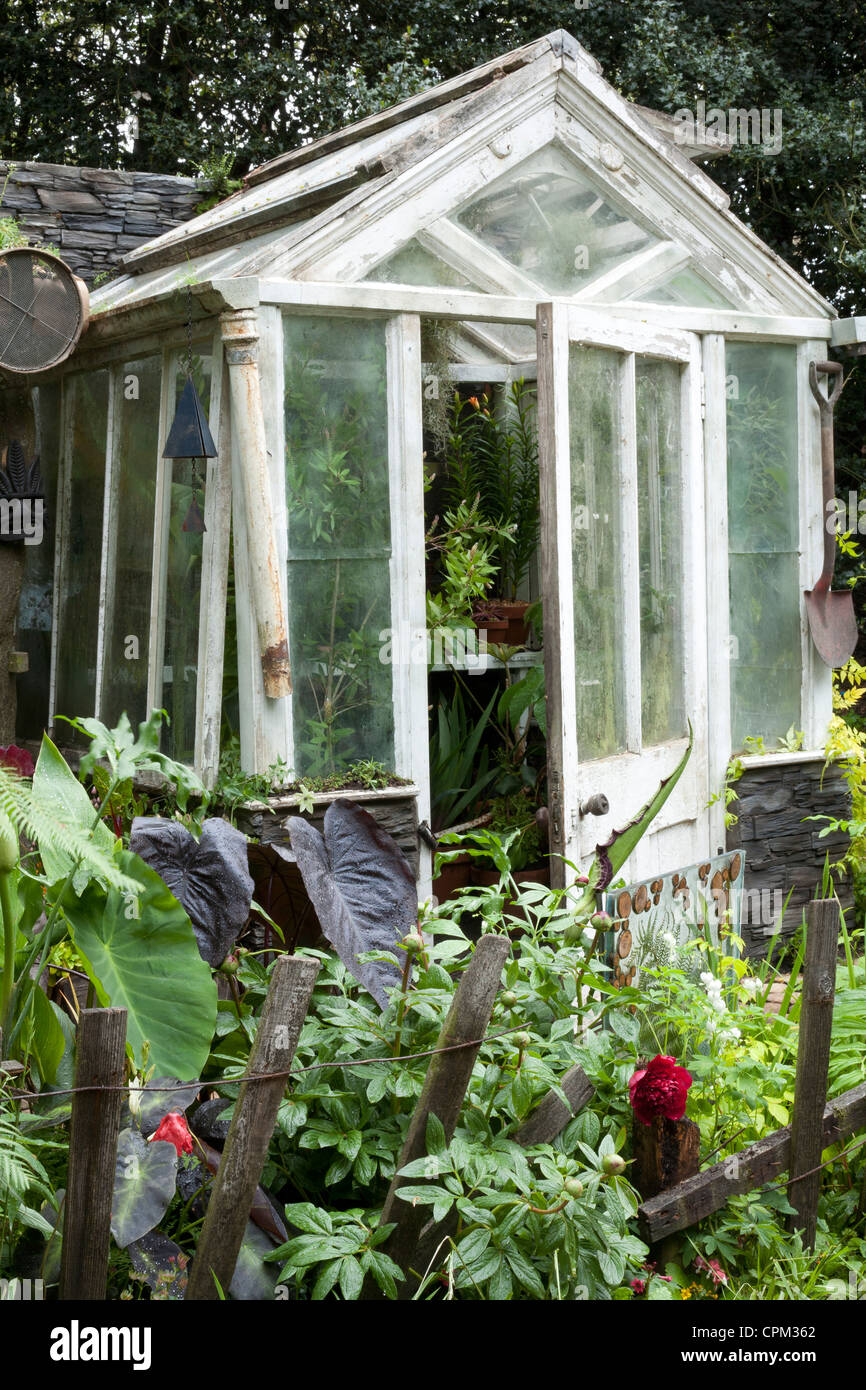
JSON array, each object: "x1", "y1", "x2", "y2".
[{"x1": 536, "y1": 302, "x2": 710, "y2": 887}]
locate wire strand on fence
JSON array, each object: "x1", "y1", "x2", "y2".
[{"x1": 5, "y1": 1021, "x2": 532, "y2": 1104}]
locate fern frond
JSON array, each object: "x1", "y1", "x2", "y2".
[{"x1": 0, "y1": 769, "x2": 141, "y2": 896}]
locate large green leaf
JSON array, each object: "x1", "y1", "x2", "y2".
[
  {"x1": 30, "y1": 735, "x2": 133, "y2": 896},
  {"x1": 8, "y1": 979, "x2": 66, "y2": 1084},
  {"x1": 63, "y1": 850, "x2": 217, "y2": 1077}
]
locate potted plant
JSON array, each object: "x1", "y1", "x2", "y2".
[
  {"x1": 425, "y1": 497, "x2": 512, "y2": 646},
  {"x1": 443, "y1": 381, "x2": 540, "y2": 645}
]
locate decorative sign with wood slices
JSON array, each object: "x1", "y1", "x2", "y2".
[{"x1": 602, "y1": 850, "x2": 746, "y2": 989}]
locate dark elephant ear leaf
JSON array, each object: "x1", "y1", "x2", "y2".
[
  {"x1": 287, "y1": 801, "x2": 416, "y2": 1009},
  {"x1": 130, "y1": 816, "x2": 254, "y2": 967}
]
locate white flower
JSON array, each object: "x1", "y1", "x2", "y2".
[
  {"x1": 700, "y1": 971, "x2": 715, "y2": 987},
  {"x1": 741, "y1": 976, "x2": 760, "y2": 997},
  {"x1": 710, "y1": 994, "x2": 727, "y2": 1015},
  {"x1": 662, "y1": 930, "x2": 678, "y2": 951}
]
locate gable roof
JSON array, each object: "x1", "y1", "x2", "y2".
[{"x1": 94, "y1": 30, "x2": 833, "y2": 321}]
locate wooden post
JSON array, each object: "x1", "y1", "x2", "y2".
[
  {"x1": 185, "y1": 954, "x2": 319, "y2": 1300},
  {"x1": 513, "y1": 1063, "x2": 594, "y2": 1148},
  {"x1": 364, "y1": 933, "x2": 510, "y2": 1298},
  {"x1": 59, "y1": 1007, "x2": 127, "y2": 1300},
  {"x1": 633, "y1": 1116, "x2": 701, "y2": 1202},
  {"x1": 637, "y1": 1080, "x2": 866, "y2": 1243},
  {"x1": 787, "y1": 898, "x2": 839, "y2": 1248}
]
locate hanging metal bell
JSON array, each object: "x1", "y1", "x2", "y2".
[
  {"x1": 163, "y1": 376, "x2": 217, "y2": 459},
  {"x1": 181, "y1": 494, "x2": 207, "y2": 534}
]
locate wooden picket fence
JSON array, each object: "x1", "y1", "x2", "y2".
[{"x1": 47, "y1": 899, "x2": 864, "y2": 1300}]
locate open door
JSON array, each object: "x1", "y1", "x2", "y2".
[{"x1": 537, "y1": 303, "x2": 710, "y2": 887}]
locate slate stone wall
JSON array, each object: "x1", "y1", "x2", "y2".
[
  {"x1": 726, "y1": 757, "x2": 853, "y2": 956},
  {"x1": 0, "y1": 160, "x2": 205, "y2": 284}
]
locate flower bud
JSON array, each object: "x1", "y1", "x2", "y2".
[
  {"x1": 514, "y1": 1032, "x2": 531, "y2": 1050},
  {"x1": 602, "y1": 1153, "x2": 627, "y2": 1177},
  {"x1": 400, "y1": 932, "x2": 425, "y2": 954},
  {"x1": 564, "y1": 1178, "x2": 584, "y2": 1198},
  {"x1": 500, "y1": 990, "x2": 518, "y2": 1009},
  {"x1": 220, "y1": 954, "x2": 239, "y2": 975},
  {"x1": 590, "y1": 911, "x2": 612, "y2": 929},
  {"x1": 0, "y1": 811, "x2": 19, "y2": 873}
]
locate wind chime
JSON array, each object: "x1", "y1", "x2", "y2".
[{"x1": 162, "y1": 284, "x2": 217, "y2": 533}]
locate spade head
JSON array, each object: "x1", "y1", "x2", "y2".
[{"x1": 804, "y1": 587, "x2": 858, "y2": 668}]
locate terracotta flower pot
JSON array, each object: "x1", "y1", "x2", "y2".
[{"x1": 472, "y1": 600, "x2": 531, "y2": 646}]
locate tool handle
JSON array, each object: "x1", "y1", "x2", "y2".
[
  {"x1": 809, "y1": 362, "x2": 843, "y2": 595},
  {"x1": 809, "y1": 359, "x2": 843, "y2": 412}
]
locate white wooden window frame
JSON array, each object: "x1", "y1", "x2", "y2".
[
  {"x1": 233, "y1": 307, "x2": 430, "y2": 883},
  {"x1": 49, "y1": 328, "x2": 229, "y2": 785}
]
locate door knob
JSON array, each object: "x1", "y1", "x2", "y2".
[{"x1": 579, "y1": 793, "x2": 609, "y2": 817}]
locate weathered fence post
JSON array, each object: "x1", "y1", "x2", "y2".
[
  {"x1": 512, "y1": 1063, "x2": 595, "y2": 1148},
  {"x1": 363, "y1": 932, "x2": 510, "y2": 1299},
  {"x1": 787, "y1": 898, "x2": 839, "y2": 1248},
  {"x1": 633, "y1": 1115, "x2": 701, "y2": 1202},
  {"x1": 59, "y1": 1007, "x2": 127, "y2": 1300},
  {"x1": 185, "y1": 954, "x2": 319, "y2": 1300}
]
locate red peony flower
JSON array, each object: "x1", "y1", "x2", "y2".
[
  {"x1": 149, "y1": 1112, "x2": 194, "y2": 1157},
  {"x1": 0, "y1": 745, "x2": 35, "y2": 778},
  {"x1": 628, "y1": 1054, "x2": 692, "y2": 1126},
  {"x1": 630, "y1": 1278, "x2": 646, "y2": 1296}
]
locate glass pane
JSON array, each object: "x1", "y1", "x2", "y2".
[
  {"x1": 636, "y1": 359, "x2": 686, "y2": 744},
  {"x1": 17, "y1": 382, "x2": 61, "y2": 739},
  {"x1": 638, "y1": 267, "x2": 735, "y2": 309},
  {"x1": 726, "y1": 343, "x2": 801, "y2": 749},
  {"x1": 162, "y1": 352, "x2": 212, "y2": 763},
  {"x1": 283, "y1": 315, "x2": 394, "y2": 777},
  {"x1": 569, "y1": 344, "x2": 625, "y2": 758},
  {"x1": 457, "y1": 146, "x2": 657, "y2": 294},
  {"x1": 101, "y1": 356, "x2": 161, "y2": 729},
  {"x1": 366, "y1": 239, "x2": 473, "y2": 288},
  {"x1": 54, "y1": 370, "x2": 108, "y2": 726},
  {"x1": 729, "y1": 553, "x2": 802, "y2": 749}
]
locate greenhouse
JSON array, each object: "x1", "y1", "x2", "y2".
[
  {"x1": 4, "y1": 29, "x2": 865, "y2": 907},
  {"x1": 2, "y1": 20, "x2": 866, "y2": 1317}
]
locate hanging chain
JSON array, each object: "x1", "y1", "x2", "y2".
[{"x1": 186, "y1": 280, "x2": 193, "y2": 377}]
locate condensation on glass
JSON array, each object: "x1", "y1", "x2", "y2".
[
  {"x1": 568, "y1": 343, "x2": 625, "y2": 758},
  {"x1": 54, "y1": 369, "x2": 109, "y2": 727},
  {"x1": 283, "y1": 314, "x2": 394, "y2": 777},
  {"x1": 726, "y1": 341, "x2": 800, "y2": 750},
  {"x1": 456, "y1": 146, "x2": 657, "y2": 294},
  {"x1": 100, "y1": 355, "x2": 161, "y2": 730},
  {"x1": 636, "y1": 358, "x2": 686, "y2": 745}
]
